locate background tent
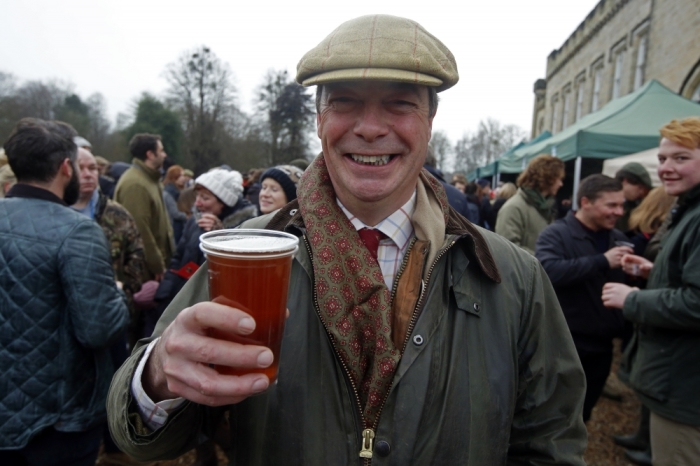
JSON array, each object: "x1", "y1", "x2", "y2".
[
  {"x1": 602, "y1": 147, "x2": 661, "y2": 187},
  {"x1": 491, "y1": 80, "x2": 698, "y2": 207},
  {"x1": 501, "y1": 80, "x2": 700, "y2": 169},
  {"x1": 465, "y1": 130, "x2": 552, "y2": 182}
]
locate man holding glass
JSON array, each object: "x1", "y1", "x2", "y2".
[{"x1": 108, "y1": 15, "x2": 587, "y2": 465}]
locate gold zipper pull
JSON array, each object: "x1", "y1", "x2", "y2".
[{"x1": 359, "y1": 428, "x2": 375, "y2": 458}]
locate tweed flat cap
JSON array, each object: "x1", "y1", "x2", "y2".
[{"x1": 296, "y1": 15, "x2": 458, "y2": 92}]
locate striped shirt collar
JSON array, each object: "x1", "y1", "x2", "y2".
[{"x1": 337, "y1": 191, "x2": 416, "y2": 252}]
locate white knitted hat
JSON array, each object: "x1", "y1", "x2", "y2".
[{"x1": 195, "y1": 168, "x2": 244, "y2": 207}]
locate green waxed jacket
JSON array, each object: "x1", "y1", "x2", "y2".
[
  {"x1": 495, "y1": 189, "x2": 553, "y2": 256},
  {"x1": 107, "y1": 200, "x2": 587, "y2": 465},
  {"x1": 621, "y1": 184, "x2": 700, "y2": 426},
  {"x1": 114, "y1": 158, "x2": 174, "y2": 280}
]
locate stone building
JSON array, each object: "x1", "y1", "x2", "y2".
[{"x1": 531, "y1": 0, "x2": 700, "y2": 138}]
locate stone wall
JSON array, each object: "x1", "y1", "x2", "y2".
[{"x1": 531, "y1": 0, "x2": 700, "y2": 138}]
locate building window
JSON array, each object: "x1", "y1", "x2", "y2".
[
  {"x1": 612, "y1": 51, "x2": 624, "y2": 99},
  {"x1": 576, "y1": 78, "x2": 586, "y2": 121},
  {"x1": 562, "y1": 86, "x2": 572, "y2": 129},
  {"x1": 591, "y1": 67, "x2": 603, "y2": 112},
  {"x1": 551, "y1": 95, "x2": 559, "y2": 134},
  {"x1": 634, "y1": 35, "x2": 648, "y2": 90}
]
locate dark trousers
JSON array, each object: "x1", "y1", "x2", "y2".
[
  {"x1": 0, "y1": 425, "x2": 102, "y2": 466},
  {"x1": 577, "y1": 347, "x2": 613, "y2": 422}
]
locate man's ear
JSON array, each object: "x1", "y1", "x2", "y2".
[{"x1": 60, "y1": 158, "x2": 74, "y2": 178}]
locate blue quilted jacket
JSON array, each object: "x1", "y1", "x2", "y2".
[{"x1": 0, "y1": 186, "x2": 129, "y2": 449}]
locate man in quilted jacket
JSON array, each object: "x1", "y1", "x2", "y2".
[{"x1": 0, "y1": 118, "x2": 129, "y2": 465}]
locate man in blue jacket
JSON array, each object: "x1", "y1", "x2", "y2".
[
  {"x1": 536, "y1": 174, "x2": 632, "y2": 422},
  {"x1": 0, "y1": 118, "x2": 129, "y2": 465}
]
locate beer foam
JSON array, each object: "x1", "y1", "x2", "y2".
[{"x1": 204, "y1": 235, "x2": 298, "y2": 254}]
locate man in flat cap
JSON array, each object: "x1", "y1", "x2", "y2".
[{"x1": 108, "y1": 15, "x2": 586, "y2": 464}]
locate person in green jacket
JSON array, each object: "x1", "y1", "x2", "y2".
[
  {"x1": 496, "y1": 154, "x2": 565, "y2": 254},
  {"x1": 107, "y1": 15, "x2": 587, "y2": 465},
  {"x1": 603, "y1": 117, "x2": 700, "y2": 465},
  {"x1": 114, "y1": 134, "x2": 174, "y2": 282}
]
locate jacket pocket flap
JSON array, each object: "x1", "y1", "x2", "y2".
[{"x1": 453, "y1": 289, "x2": 481, "y2": 317}]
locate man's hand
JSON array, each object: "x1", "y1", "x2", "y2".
[
  {"x1": 621, "y1": 254, "x2": 653, "y2": 279},
  {"x1": 602, "y1": 282, "x2": 638, "y2": 309},
  {"x1": 197, "y1": 213, "x2": 223, "y2": 232},
  {"x1": 604, "y1": 246, "x2": 634, "y2": 268},
  {"x1": 142, "y1": 301, "x2": 273, "y2": 406}
]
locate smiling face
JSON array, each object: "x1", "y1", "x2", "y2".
[
  {"x1": 578, "y1": 190, "x2": 626, "y2": 231},
  {"x1": 657, "y1": 137, "x2": 700, "y2": 196},
  {"x1": 316, "y1": 81, "x2": 433, "y2": 222},
  {"x1": 194, "y1": 186, "x2": 225, "y2": 217},
  {"x1": 259, "y1": 178, "x2": 288, "y2": 214}
]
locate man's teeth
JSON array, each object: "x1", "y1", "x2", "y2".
[{"x1": 351, "y1": 154, "x2": 391, "y2": 165}]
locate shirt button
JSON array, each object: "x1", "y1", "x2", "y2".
[
  {"x1": 375, "y1": 440, "x2": 391, "y2": 457},
  {"x1": 413, "y1": 334, "x2": 424, "y2": 346},
  {"x1": 473, "y1": 303, "x2": 481, "y2": 313}
]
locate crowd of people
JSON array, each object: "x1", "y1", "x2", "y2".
[{"x1": 1, "y1": 13, "x2": 699, "y2": 466}]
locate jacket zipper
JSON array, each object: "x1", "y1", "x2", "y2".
[
  {"x1": 365, "y1": 238, "x2": 457, "y2": 462},
  {"x1": 303, "y1": 235, "x2": 371, "y2": 464},
  {"x1": 304, "y1": 235, "x2": 457, "y2": 464}
]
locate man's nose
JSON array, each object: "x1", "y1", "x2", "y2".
[{"x1": 354, "y1": 105, "x2": 389, "y2": 141}]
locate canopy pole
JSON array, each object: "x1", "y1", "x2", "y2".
[
  {"x1": 495, "y1": 172, "x2": 500, "y2": 188},
  {"x1": 572, "y1": 156, "x2": 582, "y2": 211}
]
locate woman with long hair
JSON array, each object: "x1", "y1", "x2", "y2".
[{"x1": 496, "y1": 154, "x2": 565, "y2": 254}]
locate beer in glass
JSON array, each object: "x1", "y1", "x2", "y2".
[{"x1": 199, "y1": 229, "x2": 299, "y2": 383}]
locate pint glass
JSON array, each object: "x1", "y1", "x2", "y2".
[{"x1": 199, "y1": 229, "x2": 299, "y2": 383}]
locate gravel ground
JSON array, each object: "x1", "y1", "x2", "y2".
[{"x1": 100, "y1": 342, "x2": 640, "y2": 466}]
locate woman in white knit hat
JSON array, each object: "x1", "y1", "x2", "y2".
[{"x1": 153, "y1": 168, "x2": 257, "y2": 313}]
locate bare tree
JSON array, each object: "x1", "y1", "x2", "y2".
[
  {"x1": 453, "y1": 118, "x2": 526, "y2": 174},
  {"x1": 429, "y1": 130, "x2": 452, "y2": 172},
  {"x1": 164, "y1": 46, "x2": 239, "y2": 174}
]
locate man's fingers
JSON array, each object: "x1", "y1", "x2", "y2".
[
  {"x1": 163, "y1": 332, "x2": 273, "y2": 368},
  {"x1": 181, "y1": 302, "x2": 256, "y2": 336},
  {"x1": 163, "y1": 363, "x2": 270, "y2": 406}
]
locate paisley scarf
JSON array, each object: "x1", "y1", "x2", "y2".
[{"x1": 297, "y1": 155, "x2": 449, "y2": 427}]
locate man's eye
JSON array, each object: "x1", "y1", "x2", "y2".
[
  {"x1": 387, "y1": 100, "x2": 417, "y2": 112},
  {"x1": 329, "y1": 98, "x2": 357, "y2": 110}
]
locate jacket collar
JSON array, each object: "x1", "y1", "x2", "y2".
[
  {"x1": 267, "y1": 198, "x2": 502, "y2": 284},
  {"x1": 5, "y1": 183, "x2": 67, "y2": 206},
  {"x1": 132, "y1": 158, "x2": 162, "y2": 182},
  {"x1": 564, "y1": 210, "x2": 614, "y2": 242}
]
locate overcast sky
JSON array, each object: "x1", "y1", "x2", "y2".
[{"x1": 2, "y1": 0, "x2": 600, "y2": 144}]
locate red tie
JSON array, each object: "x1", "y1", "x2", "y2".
[{"x1": 358, "y1": 228, "x2": 387, "y2": 261}]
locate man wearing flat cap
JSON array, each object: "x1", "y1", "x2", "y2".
[{"x1": 108, "y1": 15, "x2": 586, "y2": 465}]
